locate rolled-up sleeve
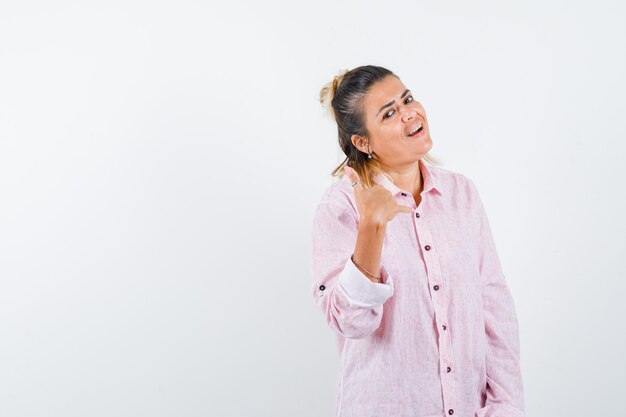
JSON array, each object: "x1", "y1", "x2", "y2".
[
  {"x1": 311, "y1": 200, "x2": 394, "y2": 340},
  {"x1": 469, "y1": 180, "x2": 525, "y2": 417}
]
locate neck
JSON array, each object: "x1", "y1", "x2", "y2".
[{"x1": 381, "y1": 160, "x2": 424, "y2": 197}]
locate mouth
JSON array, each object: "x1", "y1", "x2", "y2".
[{"x1": 406, "y1": 121, "x2": 424, "y2": 138}]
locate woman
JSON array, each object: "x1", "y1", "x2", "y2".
[{"x1": 311, "y1": 65, "x2": 525, "y2": 417}]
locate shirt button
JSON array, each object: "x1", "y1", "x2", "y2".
[
  {"x1": 401, "y1": 192, "x2": 407, "y2": 196},
  {"x1": 424, "y1": 245, "x2": 431, "y2": 251},
  {"x1": 448, "y1": 409, "x2": 454, "y2": 415},
  {"x1": 433, "y1": 285, "x2": 439, "y2": 291},
  {"x1": 442, "y1": 324, "x2": 447, "y2": 330},
  {"x1": 319, "y1": 285, "x2": 325, "y2": 291},
  {"x1": 415, "y1": 212, "x2": 420, "y2": 218},
  {"x1": 447, "y1": 366, "x2": 451, "y2": 373}
]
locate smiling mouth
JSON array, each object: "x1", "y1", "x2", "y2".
[{"x1": 407, "y1": 123, "x2": 424, "y2": 137}]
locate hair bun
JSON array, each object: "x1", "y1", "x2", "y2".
[
  {"x1": 319, "y1": 68, "x2": 350, "y2": 120},
  {"x1": 331, "y1": 77, "x2": 340, "y2": 96},
  {"x1": 332, "y1": 68, "x2": 350, "y2": 96}
]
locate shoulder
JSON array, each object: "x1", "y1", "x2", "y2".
[
  {"x1": 429, "y1": 163, "x2": 482, "y2": 209},
  {"x1": 313, "y1": 175, "x2": 359, "y2": 217}
]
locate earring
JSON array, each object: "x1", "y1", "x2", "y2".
[{"x1": 367, "y1": 143, "x2": 373, "y2": 159}]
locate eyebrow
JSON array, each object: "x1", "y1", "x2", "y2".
[{"x1": 376, "y1": 89, "x2": 411, "y2": 117}]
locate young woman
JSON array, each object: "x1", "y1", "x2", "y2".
[{"x1": 311, "y1": 65, "x2": 525, "y2": 417}]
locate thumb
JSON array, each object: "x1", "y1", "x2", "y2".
[{"x1": 344, "y1": 166, "x2": 364, "y2": 190}]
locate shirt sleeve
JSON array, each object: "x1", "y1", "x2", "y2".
[
  {"x1": 469, "y1": 180, "x2": 526, "y2": 417},
  {"x1": 310, "y1": 200, "x2": 394, "y2": 340}
]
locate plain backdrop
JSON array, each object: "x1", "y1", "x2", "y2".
[{"x1": 1, "y1": 1, "x2": 625, "y2": 416}]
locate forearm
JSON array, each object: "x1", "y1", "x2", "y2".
[
  {"x1": 311, "y1": 202, "x2": 394, "y2": 339},
  {"x1": 352, "y1": 218, "x2": 386, "y2": 283}
]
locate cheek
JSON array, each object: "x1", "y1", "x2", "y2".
[
  {"x1": 377, "y1": 125, "x2": 401, "y2": 141},
  {"x1": 391, "y1": 123, "x2": 405, "y2": 136}
]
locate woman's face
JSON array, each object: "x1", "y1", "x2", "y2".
[{"x1": 352, "y1": 75, "x2": 433, "y2": 168}]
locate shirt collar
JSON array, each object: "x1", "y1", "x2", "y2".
[{"x1": 373, "y1": 159, "x2": 442, "y2": 197}]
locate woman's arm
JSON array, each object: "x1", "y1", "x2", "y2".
[
  {"x1": 468, "y1": 178, "x2": 525, "y2": 417},
  {"x1": 352, "y1": 216, "x2": 386, "y2": 283},
  {"x1": 311, "y1": 200, "x2": 394, "y2": 340}
]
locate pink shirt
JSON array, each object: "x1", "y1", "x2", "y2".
[{"x1": 310, "y1": 159, "x2": 525, "y2": 417}]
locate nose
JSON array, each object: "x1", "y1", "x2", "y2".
[{"x1": 400, "y1": 108, "x2": 416, "y2": 122}]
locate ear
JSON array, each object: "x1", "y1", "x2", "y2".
[{"x1": 350, "y1": 134, "x2": 369, "y2": 154}]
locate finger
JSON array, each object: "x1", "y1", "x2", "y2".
[
  {"x1": 344, "y1": 166, "x2": 365, "y2": 190},
  {"x1": 396, "y1": 204, "x2": 413, "y2": 214}
]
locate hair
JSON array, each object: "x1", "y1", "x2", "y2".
[{"x1": 319, "y1": 65, "x2": 439, "y2": 188}]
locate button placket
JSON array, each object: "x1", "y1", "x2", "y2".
[{"x1": 414, "y1": 223, "x2": 458, "y2": 415}]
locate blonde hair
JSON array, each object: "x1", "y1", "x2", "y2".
[{"x1": 319, "y1": 65, "x2": 440, "y2": 188}]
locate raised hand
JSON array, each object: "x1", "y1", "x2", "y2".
[{"x1": 344, "y1": 166, "x2": 413, "y2": 227}]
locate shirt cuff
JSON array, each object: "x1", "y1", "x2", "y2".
[{"x1": 336, "y1": 256, "x2": 394, "y2": 308}]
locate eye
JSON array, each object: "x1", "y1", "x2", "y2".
[{"x1": 382, "y1": 96, "x2": 415, "y2": 120}]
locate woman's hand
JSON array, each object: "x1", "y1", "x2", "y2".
[{"x1": 344, "y1": 166, "x2": 413, "y2": 227}]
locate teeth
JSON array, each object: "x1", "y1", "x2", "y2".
[{"x1": 409, "y1": 123, "x2": 423, "y2": 136}]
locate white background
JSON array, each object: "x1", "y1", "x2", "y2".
[{"x1": 1, "y1": 1, "x2": 624, "y2": 416}]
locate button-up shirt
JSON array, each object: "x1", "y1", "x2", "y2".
[{"x1": 310, "y1": 159, "x2": 525, "y2": 417}]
